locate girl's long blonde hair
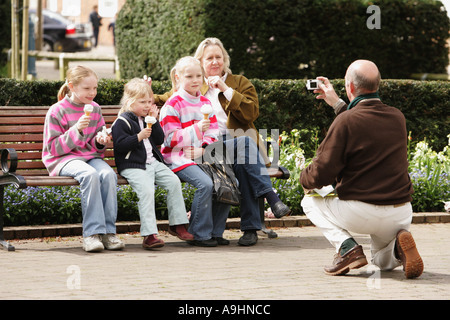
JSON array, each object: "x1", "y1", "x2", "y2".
[
  {"x1": 119, "y1": 78, "x2": 154, "y2": 115},
  {"x1": 170, "y1": 56, "x2": 203, "y2": 91},
  {"x1": 57, "y1": 65, "x2": 98, "y2": 101}
]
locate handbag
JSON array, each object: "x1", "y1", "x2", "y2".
[{"x1": 198, "y1": 142, "x2": 241, "y2": 206}]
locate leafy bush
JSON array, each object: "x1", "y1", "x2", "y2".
[
  {"x1": 1, "y1": 78, "x2": 448, "y2": 150},
  {"x1": 252, "y1": 79, "x2": 450, "y2": 151},
  {"x1": 3, "y1": 183, "x2": 194, "y2": 226},
  {"x1": 4, "y1": 186, "x2": 82, "y2": 225},
  {"x1": 116, "y1": 0, "x2": 449, "y2": 80}
]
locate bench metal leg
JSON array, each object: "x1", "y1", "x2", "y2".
[
  {"x1": 0, "y1": 186, "x2": 15, "y2": 251},
  {"x1": 259, "y1": 197, "x2": 278, "y2": 238}
]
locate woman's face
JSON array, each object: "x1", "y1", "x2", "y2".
[
  {"x1": 201, "y1": 45, "x2": 225, "y2": 77},
  {"x1": 69, "y1": 75, "x2": 98, "y2": 105}
]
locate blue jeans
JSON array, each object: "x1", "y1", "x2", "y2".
[
  {"x1": 222, "y1": 136, "x2": 273, "y2": 231},
  {"x1": 60, "y1": 158, "x2": 117, "y2": 237},
  {"x1": 121, "y1": 161, "x2": 189, "y2": 236},
  {"x1": 176, "y1": 165, "x2": 230, "y2": 240}
]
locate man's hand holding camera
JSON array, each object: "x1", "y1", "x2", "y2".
[{"x1": 307, "y1": 77, "x2": 341, "y2": 108}]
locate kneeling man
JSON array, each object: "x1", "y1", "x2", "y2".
[{"x1": 300, "y1": 60, "x2": 423, "y2": 278}]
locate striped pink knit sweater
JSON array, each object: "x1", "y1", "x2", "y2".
[
  {"x1": 42, "y1": 96, "x2": 107, "y2": 176},
  {"x1": 160, "y1": 88, "x2": 219, "y2": 172}
]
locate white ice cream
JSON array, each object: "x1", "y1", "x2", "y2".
[
  {"x1": 83, "y1": 104, "x2": 94, "y2": 115},
  {"x1": 145, "y1": 116, "x2": 157, "y2": 127},
  {"x1": 200, "y1": 104, "x2": 212, "y2": 118}
]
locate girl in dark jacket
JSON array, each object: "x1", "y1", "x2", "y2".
[{"x1": 112, "y1": 78, "x2": 193, "y2": 249}]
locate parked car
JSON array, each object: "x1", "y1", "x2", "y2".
[{"x1": 30, "y1": 9, "x2": 93, "y2": 52}]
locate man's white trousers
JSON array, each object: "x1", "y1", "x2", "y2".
[{"x1": 301, "y1": 196, "x2": 412, "y2": 270}]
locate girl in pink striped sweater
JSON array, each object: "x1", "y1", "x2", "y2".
[
  {"x1": 42, "y1": 65, "x2": 123, "y2": 252},
  {"x1": 160, "y1": 57, "x2": 230, "y2": 246}
]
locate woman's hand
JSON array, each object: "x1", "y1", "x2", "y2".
[
  {"x1": 207, "y1": 76, "x2": 229, "y2": 92},
  {"x1": 143, "y1": 75, "x2": 152, "y2": 87}
]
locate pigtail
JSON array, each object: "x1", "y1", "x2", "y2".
[
  {"x1": 170, "y1": 66, "x2": 179, "y2": 91},
  {"x1": 57, "y1": 81, "x2": 70, "y2": 101}
]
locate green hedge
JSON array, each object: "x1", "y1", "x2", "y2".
[
  {"x1": 0, "y1": 78, "x2": 448, "y2": 150},
  {"x1": 116, "y1": 0, "x2": 449, "y2": 80}
]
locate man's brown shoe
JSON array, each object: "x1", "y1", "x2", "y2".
[
  {"x1": 395, "y1": 229, "x2": 424, "y2": 279},
  {"x1": 324, "y1": 245, "x2": 368, "y2": 276}
]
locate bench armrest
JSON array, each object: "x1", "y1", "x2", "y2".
[
  {"x1": 0, "y1": 149, "x2": 27, "y2": 189},
  {"x1": 1, "y1": 148, "x2": 18, "y2": 174},
  {"x1": 264, "y1": 140, "x2": 290, "y2": 179}
]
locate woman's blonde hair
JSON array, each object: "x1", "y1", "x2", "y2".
[
  {"x1": 57, "y1": 65, "x2": 98, "y2": 101},
  {"x1": 169, "y1": 56, "x2": 203, "y2": 91},
  {"x1": 193, "y1": 37, "x2": 232, "y2": 76},
  {"x1": 119, "y1": 78, "x2": 154, "y2": 115}
]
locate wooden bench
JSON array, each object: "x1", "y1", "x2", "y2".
[{"x1": 0, "y1": 105, "x2": 290, "y2": 251}]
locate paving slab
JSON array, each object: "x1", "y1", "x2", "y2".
[{"x1": 1, "y1": 223, "x2": 449, "y2": 301}]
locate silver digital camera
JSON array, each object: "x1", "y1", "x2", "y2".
[{"x1": 306, "y1": 79, "x2": 323, "y2": 90}]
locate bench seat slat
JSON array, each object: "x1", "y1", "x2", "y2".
[{"x1": 23, "y1": 175, "x2": 128, "y2": 187}]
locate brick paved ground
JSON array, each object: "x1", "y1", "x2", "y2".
[{"x1": 1, "y1": 222, "x2": 449, "y2": 301}]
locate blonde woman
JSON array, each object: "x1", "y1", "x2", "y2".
[
  {"x1": 154, "y1": 39, "x2": 291, "y2": 246},
  {"x1": 112, "y1": 78, "x2": 193, "y2": 249}
]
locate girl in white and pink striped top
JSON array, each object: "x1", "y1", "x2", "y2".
[
  {"x1": 159, "y1": 57, "x2": 230, "y2": 246},
  {"x1": 42, "y1": 65, "x2": 123, "y2": 252}
]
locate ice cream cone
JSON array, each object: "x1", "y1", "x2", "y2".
[
  {"x1": 200, "y1": 104, "x2": 212, "y2": 120},
  {"x1": 145, "y1": 116, "x2": 157, "y2": 128},
  {"x1": 84, "y1": 104, "x2": 93, "y2": 116}
]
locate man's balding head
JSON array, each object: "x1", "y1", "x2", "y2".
[{"x1": 345, "y1": 60, "x2": 381, "y2": 98}]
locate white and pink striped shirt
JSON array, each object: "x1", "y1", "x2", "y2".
[
  {"x1": 159, "y1": 88, "x2": 219, "y2": 172},
  {"x1": 42, "y1": 96, "x2": 107, "y2": 176}
]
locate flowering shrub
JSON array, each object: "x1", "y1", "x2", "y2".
[
  {"x1": 270, "y1": 129, "x2": 310, "y2": 214},
  {"x1": 3, "y1": 186, "x2": 82, "y2": 225},
  {"x1": 408, "y1": 134, "x2": 450, "y2": 212}
]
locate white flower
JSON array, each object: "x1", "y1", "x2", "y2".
[{"x1": 444, "y1": 201, "x2": 450, "y2": 212}]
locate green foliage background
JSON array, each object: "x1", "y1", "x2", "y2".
[
  {"x1": 1, "y1": 78, "x2": 448, "y2": 151},
  {"x1": 116, "y1": 0, "x2": 449, "y2": 80}
]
